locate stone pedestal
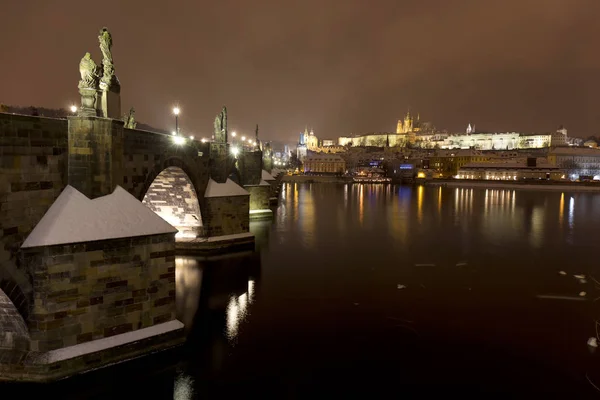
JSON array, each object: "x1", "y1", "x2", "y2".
[
  {"x1": 97, "y1": 83, "x2": 122, "y2": 119},
  {"x1": 68, "y1": 117, "x2": 124, "y2": 199},
  {"x1": 78, "y1": 88, "x2": 99, "y2": 117}
]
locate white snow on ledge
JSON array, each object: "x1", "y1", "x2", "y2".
[
  {"x1": 205, "y1": 178, "x2": 249, "y2": 198},
  {"x1": 262, "y1": 170, "x2": 275, "y2": 181},
  {"x1": 21, "y1": 185, "x2": 177, "y2": 248},
  {"x1": 41, "y1": 320, "x2": 184, "y2": 364}
]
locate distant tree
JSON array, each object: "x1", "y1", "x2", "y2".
[{"x1": 0, "y1": 104, "x2": 8, "y2": 113}]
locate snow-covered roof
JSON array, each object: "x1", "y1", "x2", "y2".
[
  {"x1": 205, "y1": 178, "x2": 249, "y2": 198},
  {"x1": 21, "y1": 186, "x2": 177, "y2": 248},
  {"x1": 262, "y1": 170, "x2": 275, "y2": 181}
]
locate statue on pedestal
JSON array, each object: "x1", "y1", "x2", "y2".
[
  {"x1": 78, "y1": 52, "x2": 100, "y2": 89},
  {"x1": 213, "y1": 106, "x2": 228, "y2": 143},
  {"x1": 77, "y1": 52, "x2": 100, "y2": 116},
  {"x1": 123, "y1": 107, "x2": 137, "y2": 129},
  {"x1": 255, "y1": 124, "x2": 261, "y2": 150},
  {"x1": 96, "y1": 27, "x2": 121, "y2": 118},
  {"x1": 98, "y1": 27, "x2": 119, "y2": 90}
]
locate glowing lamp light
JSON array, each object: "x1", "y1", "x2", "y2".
[
  {"x1": 189, "y1": 135, "x2": 194, "y2": 140},
  {"x1": 171, "y1": 131, "x2": 177, "y2": 136},
  {"x1": 231, "y1": 146, "x2": 240, "y2": 156},
  {"x1": 70, "y1": 105, "x2": 77, "y2": 113},
  {"x1": 173, "y1": 136, "x2": 186, "y2": 145},
  {"x1": 241, "y1": 136, "x2": 246, "y2": 141},
  {"x1": 173, "y1": 107, "x2": 180, "y2": 115},
  {"x1": 201, "y1": 138, "x2": 207, "y2": 143},
  {"x1": 232, "y1": 131, "x2": 237, "y2": 137},
  {"x1": 417, "y1": 172, "x2": 426, "y2": 178}
]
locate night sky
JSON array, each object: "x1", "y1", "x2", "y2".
[{"x1": 2, "y1": 0, "x2": 600, "y2": 143}]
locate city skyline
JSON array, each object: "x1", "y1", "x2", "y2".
[{"x1": 2, "y1": 0, "x2": 600, "y2": 142}]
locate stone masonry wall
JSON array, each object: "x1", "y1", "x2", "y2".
[
  {"x1": 204, "y1": 196, "x2": 250, "y2": 237},
  {"x1": 0, "y1": 288, "x2": 30, "y2": 367},
  {"x1": 238, "y1": 151, "x2": 263, "y2": 186},
  {"x1": 209, "y1": 142, "x2": 229, "y2": 183},
  {"x1": 245, "y1": 184, "x2": 270, "y2": 210},
  {"x1": 0, "y1": 113, "x2": 68, "y2": 316},
  {"x1": 142, "y1": 166, "x2": 203, "y2": 237},
  {"x1": 20, "y1": 233, "x2": 176, "y2": 352},
  {"x1": 68, "y1": 116, "x2": 124, "y2": 199}
]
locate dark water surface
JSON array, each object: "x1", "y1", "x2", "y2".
[{"x1": 8, "y1": 183, "x2": 600, "y2": 397}]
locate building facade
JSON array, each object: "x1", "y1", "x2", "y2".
[
  {"x1": 547, "y1": 147, "x2": 600, "y2": 178},
  {"x1": 303, "y1": 154, "x2": 346, "y2": 174},
  {"x1": 458, "y1": 161, "x2": 564, "y2": 181}
]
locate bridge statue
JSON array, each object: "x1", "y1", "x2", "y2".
[
  {"x1": 78, "y1": 52, "x2": 100, "y2": 89},
  {"x1": 213, "y1": 106, "x2": 228, "y2": 143},
  {"x1": 255, "y1": 124, "x2": 261, "y2": 150},
  {"x1": 123, "y1": 107, "x2": 137, "y2": 129},
  {"x1": 98, "y1": 27, "x2": 118, "y2": 89},
  {"x1": 77, "y1": 52, "x2": 100, "y2": 116},
  {"x1": 96, "y1": 27, "x2": 121, "y2": 118}
]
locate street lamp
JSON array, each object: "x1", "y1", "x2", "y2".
[
  {"x1": 173, "y1": 107, "x2": 180, "y2": 134},
  {"x1": 241, "y1": 136, "x2": 246, "y2": 141},
  {"x1": 232, "y1": 131, "x2": 237, "y2": 138},
  {"x1": 70, "y1": 105, "x2": 77, "y2": 114}
]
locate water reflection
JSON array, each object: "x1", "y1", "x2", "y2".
[
  {"x1": 559, "y1": 192, "x2": 564, "y2": 228},
  {"x1": 176, "y1": 251, "x2": 261, "y2": 379},
  {"x1": 173, "y1": 372, "x2": 194, "y2": 400},
  {"x1": 417, "y1": 185, "x2": 424, "y2": 223},
  {"x1": 568, "y1": 196, "x2": 575, "y2": 229}
]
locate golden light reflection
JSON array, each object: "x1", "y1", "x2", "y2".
[
  {"x1": 559, "y1": 192, "x2": 564, "y2": 228},
  {"x1": 299, "y1": 184, "x2": 316, "y2": 248},
  {"x1": 344, "y1": 184, "x2": 348, "y2": 208},
  {"x1": 417, "y1": 185, "x2": 424, "y2": 223},
  {"x1": 359, "y1": 184, "x2": 364, "y2": 226},
  {"x1": 437, "y1": 186, "x2": 442, "y2": 216},
  {"x1": 484, "y1": 189, "x2": 489, "y2": 217},
  {"x1": 175, "y1": 257, "x2": 202, "y2": 330},
  {"x1": 293, "y1": 183, "x2": 299, "y2": 219},
  {"x1": 388, "y1": 186, "x2": 409, "y2": 246},
  {"x1": 511, "y1": 190, "x2": 516, "y2": 212},
  {"x1": 529, "y1": 207, "x2": 544, "y2": 248}
]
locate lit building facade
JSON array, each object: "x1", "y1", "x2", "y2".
[
  {"x1": 303, "y1": 154, "x2": 346, "y2": 174},
  {"x1": 547, "y1": 147, "x2": 600, "y2": 178},
  {"x1": 338, "y1": 125, "x2": 569, "y2": 151},
  {"x1": 458, "y1": 161, "x2": 564, "y2": 181}
]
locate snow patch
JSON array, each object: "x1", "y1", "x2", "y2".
[
  {"x1": 205, "y1": 179, "x2": 249, "y2": 198},
  {"x1": 22, "y1": 186, "x2": 177, "y2": 248},
  {"x1": 42, "y1": 320, "x2": 184, "y2": 363}
]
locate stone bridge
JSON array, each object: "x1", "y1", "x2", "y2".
[{"x1": 0, "y1": 111, "x2": 273, "y2": 323}]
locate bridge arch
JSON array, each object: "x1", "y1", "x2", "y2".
[{"x1": 139, "y1": 158, "x2": 205, "y2": 238}]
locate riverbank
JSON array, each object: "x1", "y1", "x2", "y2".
[
  {"x1": 426, "y1": 180, "x2": 600, "y2": 192},
  {"x1": 281, "y1": 175, "x2": 352, "y2": 183}
]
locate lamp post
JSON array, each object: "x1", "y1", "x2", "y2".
[{"x1": 173, "y1": 107, "x2": 180, "y2": 134}]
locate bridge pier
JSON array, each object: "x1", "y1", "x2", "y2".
[
  {"x1": 238, "y1": 150, "x2": 273, "y2": 220},
  {"x1": 68, "y1": 116, "x2": 124, "y2": 199}
]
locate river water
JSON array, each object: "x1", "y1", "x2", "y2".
[{"x1": 9, "y1": 183, "x2": 600, "y2": 397}]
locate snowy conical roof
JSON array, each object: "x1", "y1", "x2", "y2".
[
  {"x1": 262, "y1": 170, "x2": 275, "y2": 181},
  {"x1": 21, "y1": 185, "x2": 177, "y2": 248},
  {"x1": 205, "y1": 178, "x2": 249, "y2": 198}
]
